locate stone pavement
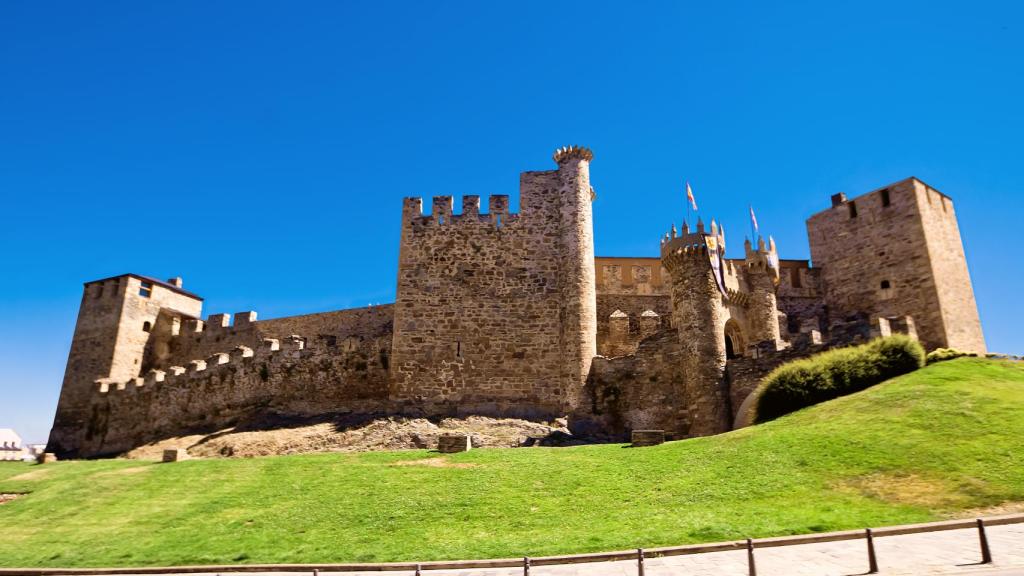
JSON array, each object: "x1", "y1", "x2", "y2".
[
  {"x1": 11, "y1": 522, "x2": 1021, "y2": 576},
  {"x1": 281, "y1": 523, "x2": 1021, "y2": 576}
]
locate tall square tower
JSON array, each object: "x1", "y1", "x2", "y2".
[{"x1": 806, "y1": 177, "x2": 985, "y2": 352}]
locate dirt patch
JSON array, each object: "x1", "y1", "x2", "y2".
[
  {"x1": 392, "y1": 458, "x2": 477, "y2": 469},
  {"x1": 949, "y1": 501, "x2": 1024, "y2": 518},
  {"x1": 0, "y1": 493, "x2": 24, "y2": 505},
  {"x1": 8, "y1": 468, "x2": 51, "y2": 481},
  {"x1": 835, "y1": 473, "x2": 978, "y2": 509},
  {"x1": 123, "y1": 415, "x2": 576, "y2": 459}
]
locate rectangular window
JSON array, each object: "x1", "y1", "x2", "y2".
[
  {"x1": 880, "y1": 188, "x2": 891, "y2": 207},
  {"x1": 848, "y1": 201, "x2": 858, "y2": 218},
  {"x1": 790, "y1": 267, "x2": 802, "y2": 288},
  {"x1": 139, "y1": 281, "x2": 153, "y2": 298}
]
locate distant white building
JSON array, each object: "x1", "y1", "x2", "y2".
[{"x1": 0, "y1": 429, "x2": 24, "y2": 461}]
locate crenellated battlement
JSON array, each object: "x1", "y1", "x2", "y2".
[
  {"x1": 401, "y1": 195, "x2": 520, "y2": 227},
  {"x1": 96, "y1": 333, "x2": 312, "y2": 395}
]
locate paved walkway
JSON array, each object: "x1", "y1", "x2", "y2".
[
  {"x1": 275, "y1": 523, "x2": 1020, "y2": 576},
  {"x1": 10, "y1": 522, "x2": 1021, "y2": 576}
]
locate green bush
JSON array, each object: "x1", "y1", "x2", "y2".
[
  {"x1": 752, "y1": 335, "x2": 925, "y2": 423},
  {"x1": 927, "y1": 347, "x2": 977, "y2": 364}
]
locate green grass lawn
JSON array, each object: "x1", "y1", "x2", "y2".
[{"x1": 2, "y1": 357, "x2": 1023, "y2": 568}]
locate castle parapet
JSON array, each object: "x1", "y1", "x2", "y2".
[
  {"x1": 207, "y1": 314, "x2": 230, "y2": 331},
  {"x1": 96, "y1": 331, "x2": 319, "y2": 397},
  {"x1": 144, "y1": 369, "x2": 166, "y2": 386},
  {"x1": 231, "y1": 346, "x2": 254, "y2": 361},
  {"x1": 235, "y1": 311, "x2": 257, "y2": 327},
  {"x1": 401, "y1": 194, "x2": 519, "y2": 226}
]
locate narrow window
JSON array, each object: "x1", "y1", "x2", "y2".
[
  {"x1": 790, "y1": 267, "x2": 802, "y2": 288},
  {"x1": 848, "y1": 201, "x2": 858, "y2": 218},
  {"x1": 495, "y1": 214, "x2": 503, "y2": 228},
  {"x1": 879, "y1": 279, "x2": 893, "y2": 300},
  {"x1": 456, "y1": 340, "x2": 462, "y2": 358},
  {"x1": 880, "y1": 188, "x2": 891, "y2": 207},
  {"x1": 139, "y1": 281, "x2": 153, "y2": 298},
  {"x1": 142, "y1": 321, "x2": 152, "y2": 333}
]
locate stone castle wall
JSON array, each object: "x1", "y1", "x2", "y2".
[
  {"x1": 47, "y1": 148, "x2": 985, "y2": 458},
  {"x1": 807, "y1": 178, "x2": 985, "y2": 352},
  {"x1": 83, "y1": 331, "x2": 391, "y2": 456},
  {"x1": 389, "y1": 149, "x2": 597, "y2": 419},
  {"x1": 594, "y1": 256, "x2": 671, "y2": 357},
  {"x1": 48, "y1": 275, "x2": 204, "y2": 457}
]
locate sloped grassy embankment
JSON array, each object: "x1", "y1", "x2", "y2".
[{"x1": 1, "y1": 358, "x2": 1022, "y2": 568}]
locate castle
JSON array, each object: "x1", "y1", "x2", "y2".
[{"x1": 47, "y1": 146, "x2": 986, "y2": 457}]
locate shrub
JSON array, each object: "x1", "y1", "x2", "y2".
[
  {"x1": 752, "y1": 335, "x2": 925, "y2": 423},
  {"x1": 927, "y1": 348, "x2": 977, "y2": 365}
]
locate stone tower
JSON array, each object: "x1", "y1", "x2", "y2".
[
  {"x1": 552, "y1": 146, "x2": 599, "y2": 409},
  {"x1": 660, "y1": 220, "x2": 731, "y2": 436},
  {"x1": 390, "y1": 146, "x2": 597, "y2": 418},
  {"x1": 807, "y1": 177, "x2": 985, "y2": 352},
  {"x1": 47, "y1": 274, "x2": 202, "y2": 457},
  {"x1": 743, "y1": 235, "x2": 782, "y2": 346}
]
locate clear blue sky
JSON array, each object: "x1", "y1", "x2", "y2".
[{"x1": 2, "y1": 1, "x2": 1022, "y2": 443}]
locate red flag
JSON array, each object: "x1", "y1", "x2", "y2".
[{"x1": 686, "y1": 181, "x2": 698, "y2": 211}]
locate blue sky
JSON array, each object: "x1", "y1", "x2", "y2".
[{"x1": 2, "y1": 1, "x2": 1022, "y2": 443}]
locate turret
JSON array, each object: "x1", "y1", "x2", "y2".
[
  {"x1": 660, "y1": 222, "x2": 731, "y2": 436},
  {"x1": 552, "y1": 146, "x2": 598, "y2": 410},
  {"x1": 743, "y1": 235, "x2": 782, "y2": 347}
]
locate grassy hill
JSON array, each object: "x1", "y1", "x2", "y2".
[{"x1": 2, "y1": 357, "x2": 1023, "y2": 568}]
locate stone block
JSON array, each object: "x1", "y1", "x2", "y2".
[
  {"x1": 36, "y1": 452, "x2": 58, "y2": 464},
  {"x1": 437, "y1": 434, "x2": 472, "y2": 453},
  {"x1": 631, "y1": 429, "x2": 665, "y2": 447},
  {"x1": 162, "y1": 448, "x2": 189, "y2": 462}
]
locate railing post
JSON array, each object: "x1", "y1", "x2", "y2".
[
  {"x1": 746, "y1": 538, "x2": 757, "y2": 576},
  {"x1": 638, "y1": 547, "x2": 645, "y2": 576},
  {"x1": 977, "y1": 518, "x2": 993, "y2": 564},
  {"x1": 866, "y1": 528, "x2": 879, "y2": 574},
  {"x1": 415, "y1": 563, "x2": 422, "y2": 576},
  {"x1": 313, "y1": 570, "x2": 319, "y2": 576},
  {"x1": 524, "y1": 556, "x2": 530, "y2": 576}
]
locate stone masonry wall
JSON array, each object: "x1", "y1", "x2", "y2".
[
  {"x1": 910, "y1": 180, "x2": 986, "y2": 352},
  {"x1": 48, "y1": 275, "x2": 203, "y2": 457},
  {"x1": 807, "y1": 178, "x2": 985, "y2": 352},
  {"x1": 389, "y1": 149, "x2": 597, "y2": 419},
  {"x1": 570, "y1": 329, "x2": 690, "y2": 440},
  {"x1": 82, "y1": 328, "x2": 391, "y2": 456},
  {"x1": 143, "y1": 305, "x2": 394, "y2": 374}
]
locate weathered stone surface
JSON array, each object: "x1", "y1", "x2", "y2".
[
  {"x1": 437, "y1": 434, "x2": 472, "y2": 453},
  {"x1": 807, "y1": 178, "x2": 985, "y2": 353},
  {"x1": 631, "y1": 430, "x2": 665, "y2": 447},
  {"x1": 36, "y1": 452, "x2": 57, "y2": 464},
  {"x1": 161, "y1": 448, "x2": 188, "y2": 462}
]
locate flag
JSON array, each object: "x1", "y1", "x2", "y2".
[
  {"x1": 686, "y1": 181, "x2": 698, "y2": 211},
  {"x1": 749, "y1": 205, "x2": 759, "y2": 234}
]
